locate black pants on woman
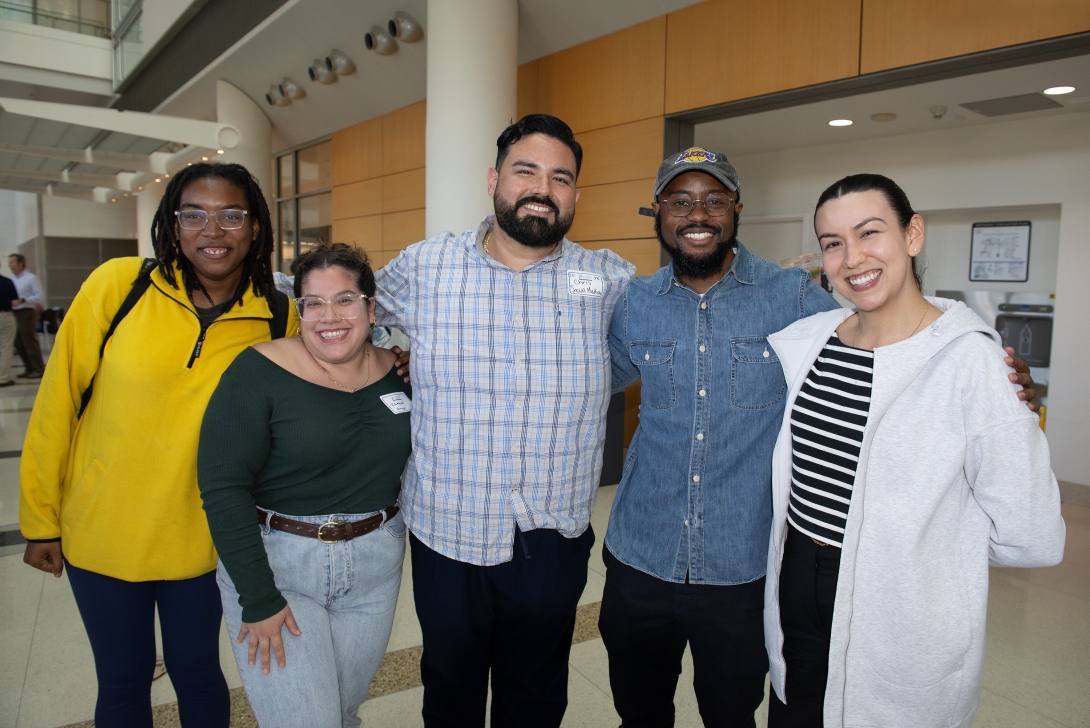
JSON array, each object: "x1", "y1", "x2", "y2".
[{"x1": 768, "y1": 524, "x2": 842, "y2": 728}]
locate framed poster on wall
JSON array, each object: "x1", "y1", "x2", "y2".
[{"x1": 969, "y1": 221, "x2": 1031, "y2": 282}]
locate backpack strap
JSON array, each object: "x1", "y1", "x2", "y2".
[
  {"x1": 78, "y1": 258, "x2": 158, "y2": 419},
  {"x1": 268, "y1": 289, "x2": 289, "y2": 340}
]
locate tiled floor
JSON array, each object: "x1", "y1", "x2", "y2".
[{"x1": 2, "y1": 357, "x2": 1089, "y2": 727}]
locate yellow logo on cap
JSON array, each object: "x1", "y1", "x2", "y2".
[{"x1": 676, "y1": 147, "x2": 717, "y2": 164}]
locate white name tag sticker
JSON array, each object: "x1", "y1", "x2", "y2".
[
  {"x1": 567, "y1": 270, "x2": 604, "y2": 298},
  {"x1": 380, "y1": 392, "x2": 412, "y2": 414}
]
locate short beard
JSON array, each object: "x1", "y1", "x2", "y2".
[
  {"x1": 494, "y1": 194, "x2": 574, "y2": 249},
  {"x1": 656, "y1": 211, "x2": 739, "y2": 280}
]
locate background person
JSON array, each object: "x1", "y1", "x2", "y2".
[
  {"x1": 764, "y1": 174, "x2": 1064, "y2": 727},
  {"x1": 199, "y1": 243, "x2": 411, "y2": 727},
  {"x1": 0, "y1": 270, "x2": 17, "y2": 386},
  {"x1": 8, "y1": 253, "x2": 45, "y2": 378},
  {"x1": 19, "y1": 162, "x2": 296, "y2": 728}
]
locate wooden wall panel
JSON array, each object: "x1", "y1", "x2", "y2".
[
  {"x1": 332, "y1": 215, "x2": 383, "y2": 252},
  {"x1": 382, "y1": 168, "x2": 426, "y2": 214},
  {"x1": 534, "y1": 17, "x2": 666, "y2": 134},
  {"x1": 579, "y1": 238, "x2": 662, "y2": 276},
  {"x1": 382, "y1": 101, "x2": 427, "y2": 176},
  {"x1": 517, "y1": 60, "x2": 540, "y2": 119},
  {"x1": 575, "y1": 118, "x2": 665, "y2": 188},
  {"x1": 383, "y1": 209, "x2": 426, "y2": 251},
  {"x1": 665, "y1": 0, "x2": 861, "y2": 113},
  {"x1": 331, "y1": 117, "x2": 382, "y2": 185},
  {"x1": 332, "y1": 178, "x2": 382, "y2": 220},
  {"x1": 567, "y1": 179, "x2": 656, "y2": 242},
  {"x1": 861, "y1": 0, "x2": 1090, "y2": 73}
]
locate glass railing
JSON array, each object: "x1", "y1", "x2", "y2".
[{"x1": 0, "y1": 0, "x2": 111, "y2": 39}]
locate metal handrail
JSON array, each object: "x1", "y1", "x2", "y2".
[{"x1": 0, "y1": 0, "x2": 111, "y2": 39}]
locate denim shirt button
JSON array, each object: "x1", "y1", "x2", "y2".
[
  {"x1": 693, "y1": 475, "x2": 700, "y2": 482},
  {"x1": 684, "y1": 519, "x2": 690, "y2": 526},
  {"x1": 699, "y1": 389, "x2": 706, "y2": 397},
  {"x1": 697, "y1": 432, "x2": 704, "y2": 440},
  {"x1": 700, "y1": 301, "x2": 707, "y2": 310},
  {"x1": 699, "y1": 345, "x2": 706, "y2": 353}
]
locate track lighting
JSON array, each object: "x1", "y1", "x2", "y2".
[
  {"x1": 265, "y1": 84, "x2": 291, "y2": 106},
  {"x1": 308, "y1": 59, "x2": 337, "y2": 84},
  {"x1": 281, "y1": 77, "x2": 306, "y2": 100},
  {"x1": 326, "y1": 50, "x2": 356, "y2": 76},
  {"x1": 388, "y1": 11, "x2": 424, "y2": 42},
  {"x1": 365, "y1": 25, "x2": 399, "y2": 55}
]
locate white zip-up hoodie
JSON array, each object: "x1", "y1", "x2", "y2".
[{"x1": 764, "y1": 298, "x2": 1065, "y2": 728}]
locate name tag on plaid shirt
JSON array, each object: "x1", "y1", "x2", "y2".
[{"x1": 567, "y1": 271, "x2": 604, "y2": 298}]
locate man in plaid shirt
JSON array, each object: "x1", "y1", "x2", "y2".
[{"x1": 374, "y1": 115, "x2": 634, "y2": 727}]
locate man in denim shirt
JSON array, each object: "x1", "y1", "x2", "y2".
[{"x1": 600, "y1": 148, "x2": 839, "y2": 725}]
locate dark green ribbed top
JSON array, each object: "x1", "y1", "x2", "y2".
[{"x1": 198, "y1": 347, "x2": 412, "y2": 622}]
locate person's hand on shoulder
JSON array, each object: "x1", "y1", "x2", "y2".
[
  {"x1": 1003, "y1": 347, "x2": 1038, "y2": 412},
  {"x1": 392, "y1": 346, "x2": 410, "y2": 384}
]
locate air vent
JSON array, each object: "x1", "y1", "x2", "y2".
[{"x1": 961, "y1": 93, "x2": 1062, "y2": 117}]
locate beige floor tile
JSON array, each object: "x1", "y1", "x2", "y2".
[
  {"x1": 982, "y1": 568, "x2": 1090, "y2": 727},
  {"x1": 357, "y1": 684, "x2": 425, "y2": 726},
  {"x1": 385, "y1": 553, "x2": 422, "y2": 653},
  {"x1": 568, "y1": 638, "x2": 613, "y2": 698},
  {"x1": 974, "y1": 688, "x2": 1068, "y2": 727},
  {"x1": 560, "y1": 664, "x2": 618, "y2": 727},
  {"x1": 0, "y1": 408, "x2": 31, "y2": 451},
  {"x1": 588, "y1": 486, "x2": 617, "y2": 580},
  {"x1": 993, "y1": 503, "x2": 1090, "y2": 605},
  {"x1": 0, "y1": 458, "x2": 22, "y2": 528},
  {"x1": 0, "y1": 555, "x2": 43, "y2": 727}
]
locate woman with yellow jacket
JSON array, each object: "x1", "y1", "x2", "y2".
[{"x1": 19, "y1": 163, "x2": 298, "y2": 728}]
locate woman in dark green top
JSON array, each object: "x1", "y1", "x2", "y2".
[{"x1": 198, "y1": 243, "x2": 411, "y2": 727}]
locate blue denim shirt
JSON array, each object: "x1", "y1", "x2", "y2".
[{"x1": 606, "y1": 242, "x2": 838, "y2": 584}]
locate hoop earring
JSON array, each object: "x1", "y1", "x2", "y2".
[{"x1": 370, "y1": 321, "x2": 376, "y2": 330}]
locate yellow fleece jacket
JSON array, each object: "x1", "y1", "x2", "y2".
[{"x1": 19, "y1": 257, "x2": 299, "y2": 581}]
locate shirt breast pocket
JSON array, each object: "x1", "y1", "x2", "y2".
[
  {"x1": 730, "y1": 337, "x2": 785, "y2": 410},
  {"x1": 630, "y1": 340, "x2": 676, "y2": 410}
]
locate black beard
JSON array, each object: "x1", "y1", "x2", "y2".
[
  {"x1": 656, "y1": 211, "x2": 739, "y2": 280},
  {"x1": 494, "y1": 194, "x2": 574, "y2": 249}
]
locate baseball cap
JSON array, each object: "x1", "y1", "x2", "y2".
[{"x1": 653, "y1": 147, "x2": 740, "y2": 199}]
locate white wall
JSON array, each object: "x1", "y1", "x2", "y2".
[
  {"x1": 705, "y1": 111, "x2": 1090, "y2": 486},
  {"x1": 140, "y1": 0, "x2": 198, "y2": 53},
  {"x1": 0, "y1": 191, "x2": 40, "y2": 275},
  {"x1": 41, "y1": 196, "x2": 138, "y2": 240}
]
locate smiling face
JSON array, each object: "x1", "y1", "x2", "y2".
[
  {"x1": 654, "y1": 170, "x2": 742, "y2": 282},
  {"x1": 488, "y1": 133, "x2": 579, "y2": 248},
  {"x1": 174, "y1": 177, "x2": 255, "y2": 291},
  {"x1": 816, "y1": 190, "x2": 924, "y2": 312},
  {"x1": 298, "y1": 265, "x2": 374, "y2": 366}
]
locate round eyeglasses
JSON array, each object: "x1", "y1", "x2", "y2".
[
  {"x1": 293, "y1": 294, "x2": 370, "y2": 322},
  {"x1": 175, "y1": 209, "x2": 250, "y2": 230},
  {"x1": 659, "y1": 194, "x2": 736, "y2": 218}
]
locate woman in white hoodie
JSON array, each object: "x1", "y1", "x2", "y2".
[{"x1": 763, "y1": 174, "x2": 1065, "y2": 728}]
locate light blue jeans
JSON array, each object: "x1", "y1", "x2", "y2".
[{"x1": 218, "y1": 508, "x2": 406, "y2": 727}]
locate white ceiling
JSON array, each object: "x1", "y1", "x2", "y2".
[
  {"x1": 156, "y1": 0, "x2": 701, "y2": 149},
  {"x1": 696, "y1": 55, "x2": 1090, "y2": 158}
]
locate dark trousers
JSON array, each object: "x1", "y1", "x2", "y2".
[
  {"x1": 65, "y1": 562, "x2": 230, "y2": 728},
  {"x1": 767, "y1": 525, "x2": 841, "y2": 727},
  {"x1": 599, "y1": 547, "x2": 768, "y2": 727},
  {"x1": 13, "y1": 308, "x2": 44, "y2": 374},
  {"x1": 410, "y1": 525, "x2": 594, "y2": 728}
]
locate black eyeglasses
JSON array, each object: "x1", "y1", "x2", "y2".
[
  {"x1": 659, "y1": 194, "x2": 736, "y2": 218},
  {"x1": 175, "y1": 209, "x2": 250, "y2": 230}
]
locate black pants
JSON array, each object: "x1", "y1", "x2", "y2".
[
  {"x1": 767, "y1": 525, "x2": 842, "y2": 727},
  {"x1": 13, "y1": 308, "x2": 44, "y2": 374},
  {"x1": 410, "y1": 525, "x2": 594, "y2": 728},
  {"x1": 65, "y1": 562, "x2": 230, "y2": 728},
  {"x1": 599, "y1": 547, "x2": 768, "y2": 727}
]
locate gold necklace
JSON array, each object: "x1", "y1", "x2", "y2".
[
  {"x1": 852, "y1": 305, "x2": 930, "y2": 349},
  {"x1": 483, "y1": 230, "x2": 492, "y2": 255},
  {"x1": 307, "y1": 341, "x2": 371, "y2": 392}
]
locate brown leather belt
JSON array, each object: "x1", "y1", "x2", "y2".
[{"x1": 256, "y1": 505, "x2": 399, "y2": 544}]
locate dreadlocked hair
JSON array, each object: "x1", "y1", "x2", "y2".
[{"x1": 149, "y1": 162, "x2": 276, "y2": 310}]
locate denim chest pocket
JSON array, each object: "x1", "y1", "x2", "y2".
[
  {"x1": 730, "y1": 337, "x2": 785, "y2": 410},
  {"x1": 630, "y1": 340, "x2": 676, "y2": 409}
]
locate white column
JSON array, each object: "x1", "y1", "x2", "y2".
[
  {"x1": 136, "y1": 179, "x2": 164, "y2": 258},
  {"x1": 425, "y1": 0, "x2": 518, "y2": 237},
  {"x1": 216, "y1": 80, "x2": 273, "y2": 211}
]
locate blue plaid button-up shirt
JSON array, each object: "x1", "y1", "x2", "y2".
[{"x1": 374, "y1": 215, "x2": 635, "y2": 565}]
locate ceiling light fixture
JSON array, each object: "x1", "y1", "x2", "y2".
[
  {"x1": 308, "y1": 58, "x2": 337, "y2": 83},
  {"x1": 388, "y1": 11, "x2": 424, "y2": 42},
  {"x1": 326, "y1": 50, "x2": 356, "y2": 76},
  {"x1": 216, "y1": 150, "x2": 224, "y2": 155},
  {"x1": 1043, "y1": 86, "x2": 1076, "y2": 95},
  {"x1": 202, "y1": 156, "x2": 209, "y2": 161},
  {"x1": 265, "y1": 84, "x2": 291, "y2": 106},
  {"x1": 365, "y1": 25, "x2": 399, "y2": 55},
  {"x1": 281, "y1": 77, "x2": 307, "y2": 100},
  {"x1": 828, "y1": 119, "x2": 853, "y2": 127}
]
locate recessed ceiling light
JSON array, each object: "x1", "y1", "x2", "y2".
[
  {"x1": 1043, "y1": 86, "x2": 1075, "y2": 95},
  {"x1": 829, "y1": 119, "x2": 853, "y2": 127}
]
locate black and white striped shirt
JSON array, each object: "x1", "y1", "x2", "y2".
[{"x1": 787, "y1": 334, "x2": 873, "y2": 548}]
